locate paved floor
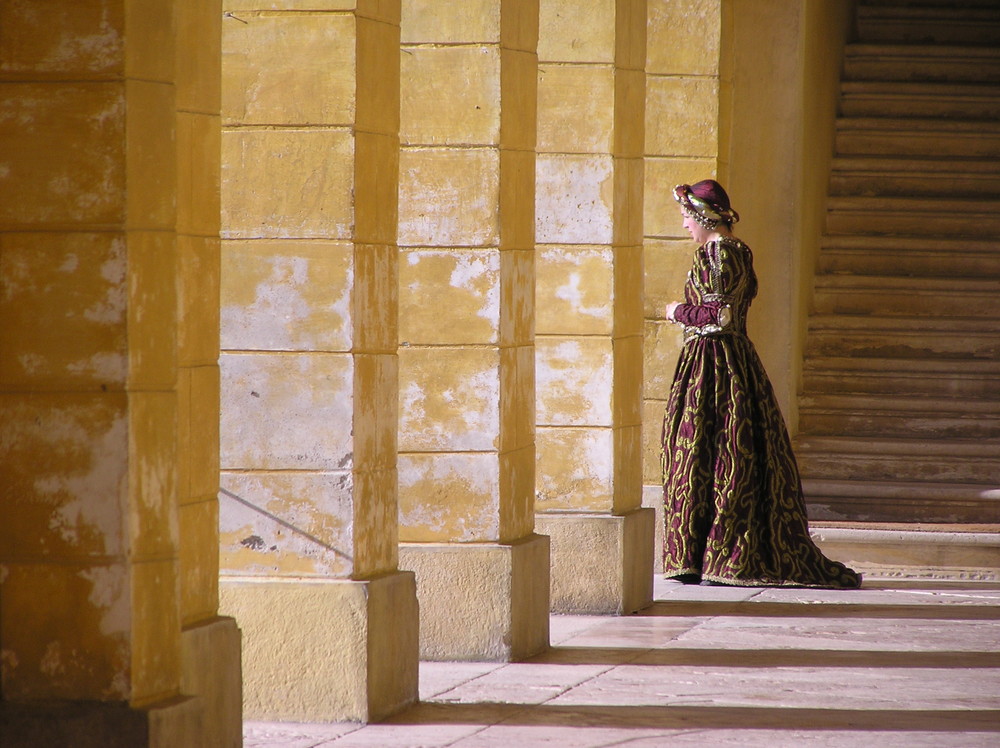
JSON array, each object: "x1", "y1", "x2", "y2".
[{"x1": 244, "y1": 575, "x2": 1000, "y2": 747}]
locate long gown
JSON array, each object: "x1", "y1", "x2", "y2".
[{"x1": 661, "y1": 236, "x2": 861, "y2": 588}]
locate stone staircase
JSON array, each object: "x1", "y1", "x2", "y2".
[{"x1": 795, "y1": 0, "x2": 1000, "y2": 554}]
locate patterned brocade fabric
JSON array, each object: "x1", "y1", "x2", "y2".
[{"x1": 661, "y1": 238, "x2": 861, "y2": 588}]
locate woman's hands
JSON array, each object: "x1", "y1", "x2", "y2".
[{"x1": 665, "y1": 301, "x2": 681, "y2": 323}]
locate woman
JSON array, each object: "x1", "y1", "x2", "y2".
[{"x1": 662, "y1": 179, "x2": 860, "y2": 588}]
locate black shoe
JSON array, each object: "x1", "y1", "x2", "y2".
[{"x1": 671, "y1": 573, "x2": 702, "y2": 585}]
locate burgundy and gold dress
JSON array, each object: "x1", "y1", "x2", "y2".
[{"x1": 661, "y1": 236, "x2": 860, "y2": 587}]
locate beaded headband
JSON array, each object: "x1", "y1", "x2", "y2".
[{"x1": 673, "y1": 184, "x2": 740, "y2": 230}]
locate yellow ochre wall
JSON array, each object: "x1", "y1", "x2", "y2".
[
  {"x1": 217, "y1": 0, "x2": 419, "y2": 722},
  {"x1": 1, "y1": 0, "x2": 855, "y2": 733},
  {"x1": 1, "y1": 1, "x2": 240, "y2": 746},
  {"x1": 726, "y1": 0, "x2": 856, "y2": 431},
  {"x1": 395, "y1": 0, "x2": 550, "y2": 663},
  {"x1": 641, "y1": 1, "x2": 855, "y2": 569},
  {"x1": 533, "y1": 0, "x2": 654, "y2": 616}
]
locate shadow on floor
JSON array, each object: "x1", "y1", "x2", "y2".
[{"x1": 381, "y1": 702, "x2": 1000, "y2": 733}]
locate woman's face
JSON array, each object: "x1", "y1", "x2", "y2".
[{"x1": 682, "y1": 213, "x2": 711, "y2": 244}]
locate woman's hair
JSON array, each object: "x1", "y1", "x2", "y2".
[
  {"x1": 691, "y1": 180, "x2": 732, "y2": 213},
  {"x1": 673, "y1": 179, "x2": 740, "y2": 229}
]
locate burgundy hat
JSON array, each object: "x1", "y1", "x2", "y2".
[{"x1": 673, "y1": 180, "x2": 739, "y2": 229}]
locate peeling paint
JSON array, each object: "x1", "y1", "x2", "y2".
[
  {"x1": 32, "y1": 411, "x2": 127, "y2": 554},
  {"x1": 219, "y1": 473, "x2": 355, "y2": 578},
  {"x1": 536, "y1": 338, "x2": 614, "y2": 426},
  {"x1": 536, "y1": 427, "x2": 615, "y2": 510},
  {"x1": 79, "y1": 566, "x2": 129, "y2": 637},
  {"x1": 65, "y1": 351, "x2": 126, "y2": 381},
  {"x1": 221, "y1": 247, "x2": 353, "y2": 351},
  {"x1": 399, "y1": 349, "x2": 501, "y2": 452},
  {"x1": 556, "y1": 272, "x2": 608, "y2": 319},
  {"x1": 39, "y1": 641, "x2": 66, "y2": 678},
  {"x1": 535, "y1": 154, "x2": 614, "y2": 245},
  {"x1": 398, "y1": 453, "x2": 500, "y2": 542},
  {"x1": 1, "y1": 648, "x2": 19, "y2": 674}
]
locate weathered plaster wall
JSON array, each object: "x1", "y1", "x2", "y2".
[
  {"x1": 218, "y1": 0, "x2": 418, "y2": 720},
  {"x1": 0, "y1": 0, "x2": 181, "y2": 707},
  {"x1": 641, "y1": 0, "x2": 732, "y2": 568},
  {"x1": 726, "y1": 0, "x2": 853, "y2": 429},
  {"x1": 395, "y1": 0, "x2": 549, "y2": 661},
  {"x1": 534, "y1": 0, "x2": 652, "y2": 614},
  {"x1": 219, "y1": 0, "x2": 402, "y2": 581},
  {"x1": 2, "y1": 2, "x2": 240, "y2": 744},
  {"x1": 535, "y1": 0, "x2": 645, "y2": 515},
  {"x1": 176, "y1": 0, "x2": 225, "y2": 632},
  {"x1": 397, "y1": 0, "x2": 538, "y2": 549}
]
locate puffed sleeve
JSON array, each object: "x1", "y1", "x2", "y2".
[{"x1": 671, "y1": 241, "x2": 729, "y2": 328}]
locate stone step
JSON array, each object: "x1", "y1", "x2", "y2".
[
  {"x1": 810, "y1": 522, "x2": 1000, "y2": 578},
  {"x1": 859, "y1": 0, "x2": 1000, "y2": 7},
  {"x1": 795, "y1": 435, "x2": 1000, "y2": 485},
  {"x1": 817, "y1": 245, "x2": 1000, "y2": 279},
  {"x1": 844, "y1": 43, "x2": 1000, "y2": 83},
  {"x1": 803, "y1": 479, "x2": 1000, "y2": 523},
  {"x1": 800, "y1": 391, "x2": 1000, "y2": 418},
  {"x1": 840, "y1": 82, "x2": 1000, "y2": 119},
  {"x1": 802, "y1": 356, "x2": 1000, "y2": 399},
  {"x1": 836, "y1": 118, "x2": 1000, "y2": 159},
  {"x1": 820, "y1": 234, "x2": 998, "y2": 256},
  {"x1": 805, "y1": 314, "x2": 1000, "y2": 360},
  {"x1": 858, "y1": 5, "x2": 1000, "y2": 45},
  {"x1": 825, "y1": 195, "x2": 1000, "y2": 237},
  {"x1": 812, "y1": 274, "x2": 1000, "y2": 317},
  {"x1": 817, "y1": 235, "x2": 1000, "y2": 278},
  {"x1": 829, "y1": 156, "x2": 1000, "y2": 198},
  {"x1": 798, "y1": 392, "x2": 1000, "y2": 439}
]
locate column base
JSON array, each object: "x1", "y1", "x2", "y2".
[
  {"x1": 181, "y1": 616, "x2": 242, "y2": 747},
  {"x1": 399, "y1": 533, "x2": 550, "y2": 661},
  {"x1": 643, "y1": 484, "x2": 666, "y2": 575},
  {"x1": 1, "y1": 618, "x2": 243, "y2": 748},
  {"x1": 536, "y1": 507, "x2": 654, "y2": 614},
  {"x1": 0, "y1": 695, "x2": 201, "y2": 748},
  {"x1": 219, "y1": 570, "x2": 418, "y2": 722}
]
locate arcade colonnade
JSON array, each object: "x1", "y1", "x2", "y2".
[{"x1": 0, "y1": 0, "x2": 854, "y2": 744}]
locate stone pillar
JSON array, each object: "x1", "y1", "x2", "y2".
[
  {"x1": 534, "y1": 0, "x2": 653, "y2": 614},
  {"x1": 218, "y1": 1, "x2": 417, "y2": 722},
  {"x1": 175, "y1": 1, "x2": 243, "y2": 744},
  {"x1": 642, "y1": 0, "x2": 732, "y2": 574},
  {"x1": 0, "y1": 1, "x2": 239, "y2": 746},
  {"x1": 397, "y1": 0, "x2": 549, "y2": 661}
]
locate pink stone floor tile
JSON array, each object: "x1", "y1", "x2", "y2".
[
  {"x1": 243, "y1": 577, "x2": 1000, "y2": 747},
  {"x1": 419, "y1": 662, "x2": 503, "y2": 701}
]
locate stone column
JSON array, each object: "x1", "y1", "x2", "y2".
[
  {"x1": 397, "y1": 0, "x2": 549, "y2": 661},
  {"x1": 534, "y1": 0, "x2": 653, "y2": 614},
  {"x1": 175, "y1": 1, "x2": 242, "y2": 744},
  {"x1": 218, "y1": 1, "x2": 417, "y2": 721},
  {"x1": 0, "y1": 1, "x2": 239, "y2": 745},
  {"x1": 642, "y1": 0, "x2": 732, "y2": 573}
]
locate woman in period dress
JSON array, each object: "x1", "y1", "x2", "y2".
[{"x1": 662, "y1": 179, "x2": 860, "y2": 588}]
